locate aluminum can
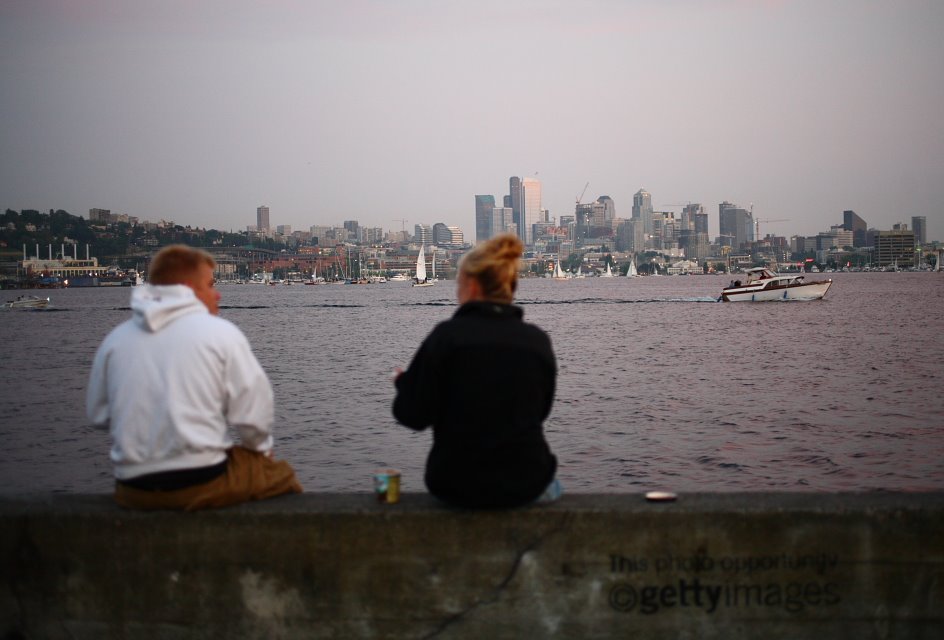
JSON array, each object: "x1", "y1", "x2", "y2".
[{"x1": 373, "y1": 469, "x2": 401, "y2": 504}]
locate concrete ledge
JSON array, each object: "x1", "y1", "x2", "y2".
[{"x1": 2, "y1": 493, "x2": 943, "y2": 639}]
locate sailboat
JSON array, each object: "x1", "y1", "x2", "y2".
[
  {"x1": 412, "y1": 245, "x2": 434, "y2": 287},
  {"x1": 600, "y1": 262, "x2": 614, "y2": 277},
  {"x1": 625, "y1": 258, "x2": 640, "y2": 278},
  {"x1": 551, "y1": 261, "x2": 568, "y2": 280}
]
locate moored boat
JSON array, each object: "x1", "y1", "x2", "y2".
[{"x1": 720, "y1": 267, "x2": 831, "y2": 302}]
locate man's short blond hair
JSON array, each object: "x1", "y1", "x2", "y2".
[{"x1": 148, "y1": 245, "x2": 216, "y2": 285}]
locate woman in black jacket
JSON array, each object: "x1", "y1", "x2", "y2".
[{"x1": 392, "y1": 234, "x2": 559, "y2": 508}]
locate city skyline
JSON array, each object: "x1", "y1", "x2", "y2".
[{"x1": 1, "y1": 1, "x2": 941, "y2": 242}]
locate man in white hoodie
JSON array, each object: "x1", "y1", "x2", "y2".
[{"x1": 87, "y1": 245, "x2": 302, "y2": 510}]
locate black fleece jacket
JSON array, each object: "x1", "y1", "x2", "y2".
[{"x1": 393, "y1": 301, "x2": 557, "y2": 508}]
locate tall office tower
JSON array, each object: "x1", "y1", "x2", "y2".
[
  {"x1": 475, "y1": 195, "x2": 496, "y2": 243},
  {"x1": 682, "y1": 203, "x2": 704, "y2": 233},
  {"x1": 509, "y1": 176, "x2": 542, "y2": 245},
  {"x1": 256, "y1": 206, "x2": 270, "y2": 231},
  {"x1": 343, "y1": 220, "x2": 359, "y2": 237},
  {"x1": 509, "y1": 177, "x2": 522, "y2": 233},
  {"x1": 632, "y1": 190, "x2": 653, "y2": 246},
  {"x1": 912, "y1": 216, "x2": 927, "y2": 245},
  {"x1": 414, "y1": 224, "x2": 432, "y2": 245},
  {"x1": 491, "y1": 207, "x2": 513, "y2": 237},
  {"x1": 521, "y1": 177, "x2": 542, "y2": 246},
  {"x1": 719, "y1": 201, "x2": 754, "y2": 249},
  {"x1": 690, "y1": 205, "x2": 709, "y2": 235},
  {"x1": 598, "y1": 196, "x2": 616, "y2": 222},
  {"x1": 842, "y1": 210, "x2": 868, "y2": 247}
]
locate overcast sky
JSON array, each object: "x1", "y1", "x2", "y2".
[{"x1": 2, "y1": 0, "x2": 942, "y2": 242}]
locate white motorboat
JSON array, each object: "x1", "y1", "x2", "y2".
[
  {"x1": 4, "y1": 295, "x2": 50, "y2": 309},
  {"x1": 720, "y1": 267, "x2": 831, "y2": 302}
]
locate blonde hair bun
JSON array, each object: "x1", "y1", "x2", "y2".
[{"x1": 459, "y1": 233, "x2": 523, "y2": 303}]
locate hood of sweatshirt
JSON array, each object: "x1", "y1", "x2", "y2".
[{"x1": 131, "y1": 284, "x2": 207, "y2": 332}]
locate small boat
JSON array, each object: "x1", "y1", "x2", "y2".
[
  {"x1": 4, "y1": 295, "x2": 50, "y2": 309},
  {"x1": 600, "y1": 262, "x2": 615, "y2": 277},
  {"x1": 625, "y1": 258, "x2": 640, "y2": 278},
  {"x1": 412, "y1": 245, "x2": 434, "y2": 287},
  {"x1": 550, "y1": 261, "x2": 568, "y2": 280},
  {"x1": 720, "y1": 267, "x2": 831, "y2": 302},
  {"x1": 389, "y1": 273, "x2": 410, "y2": 282}
]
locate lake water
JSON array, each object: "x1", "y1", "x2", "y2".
[{"x1": 2, "y1": 272, "x2": 942, "y2": 495}]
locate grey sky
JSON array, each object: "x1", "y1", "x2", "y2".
[{"x1": 2, "y1": 0, "x2": 942, "y2": 242}]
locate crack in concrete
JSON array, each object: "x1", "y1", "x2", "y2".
[{"x1": 421, "y1": 512, "x2": 572, "y2": 640}]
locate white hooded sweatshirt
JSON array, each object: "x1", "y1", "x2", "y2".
[{"x1": 87, "y1": 284, "x2": 274, "y2": 480}]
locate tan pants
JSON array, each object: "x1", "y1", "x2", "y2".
[{"x1": 114, "y1": 447, "x2": 303, "y2": 511}]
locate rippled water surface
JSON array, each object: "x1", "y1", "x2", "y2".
[{"x1": 2, "y1": 272, "x2": 942, "y2": 495}]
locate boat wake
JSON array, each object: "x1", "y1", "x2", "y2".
[{"x1": 520, "y1": 296, "x2": 722, "y2": 305}]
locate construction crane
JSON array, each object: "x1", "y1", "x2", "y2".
[
  {"x1": 391, "y1": 219, "x2": 408, "y2": 232},
  {"x1": 575, "y1": 182, "x2": 590, "y2": 205},
  {"x1": 754, "y1": 218, "x2": 790, "y2": 239}
]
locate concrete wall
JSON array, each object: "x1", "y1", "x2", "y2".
[{"x1": 2, "y1": 492, "x2": 942, "y2": 639}]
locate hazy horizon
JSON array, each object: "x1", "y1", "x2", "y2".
[{"x1": 1, "y1": 0, "x2": 941, "y2": 242}]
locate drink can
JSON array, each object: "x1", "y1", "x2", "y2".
[{"x1": 373, "y1": 469, "x2": 401, "y2": 504}]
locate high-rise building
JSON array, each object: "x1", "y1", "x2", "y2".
[
  {"x1": 719, "y1": 201, "x2": 753, "y2": 249},
  {"x1": 509, "y1": 176, "x2": 542, "y2": 245},
  {"x1": 475, "y1": 195, "x2": 496, "y2": 243},
  {"x1": 491, "y1": 207, "x2": 513, "y2": 237},
  {"x1": 632, "y1": 190, "x2": 653, "y2": 244},
  {"x1": 682, "y1": 204, "x2": 704, "y2": 233},
  {"x1": 433, "y1": 225, "x2": 464, "y2": 247},
  {"x1": 276, "y1": 225, "x2": 292, "y2": 236},
  {"x1": 691, "y1": 205, "x2": 708, "y2": 236},
  {"x1": 88, "y1": 208, "x2": 111, "y2": 223},
  {"x1": 509, "y1": 177, "x2": 522, "y2": 235},
  {"x1": 842, "y1": 210, "x2": 868, "y2": 247},
  {"x1": 256, "y1": 206, "x2": 270, "y2": 231},
  {"x1": 912, "y1": 216, "x2": 927, "y2": 245},
  {"x1": 414, "y1": 224, "x2": 432, "y2": 245}
]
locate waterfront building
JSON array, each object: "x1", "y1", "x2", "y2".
[
  {"x1": 875, "y1": 228, "x2": 916, "y2": 268},
  {"x1": 843, "y1": 210, "x2": 868, "y2": 247},
  {"x1": 719, "y1": 201, "x2": 754, "y2": 249},
  {"x1": 257, "y1": 206, "x2": 270, "y2": 232},
  {"x1": 475, "y1": 195, "x2": 496, "y2": 243},
  {"x1": 912, "y1": 216, "x2": 927, "y2": 245}
]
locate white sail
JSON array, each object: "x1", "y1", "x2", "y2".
[
  {"x1": 415, "y1": 245, "x2": 427, "y2": 282},
  {"x1": 626, "y1": 258, "x2": 638, "y2": 277}
]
